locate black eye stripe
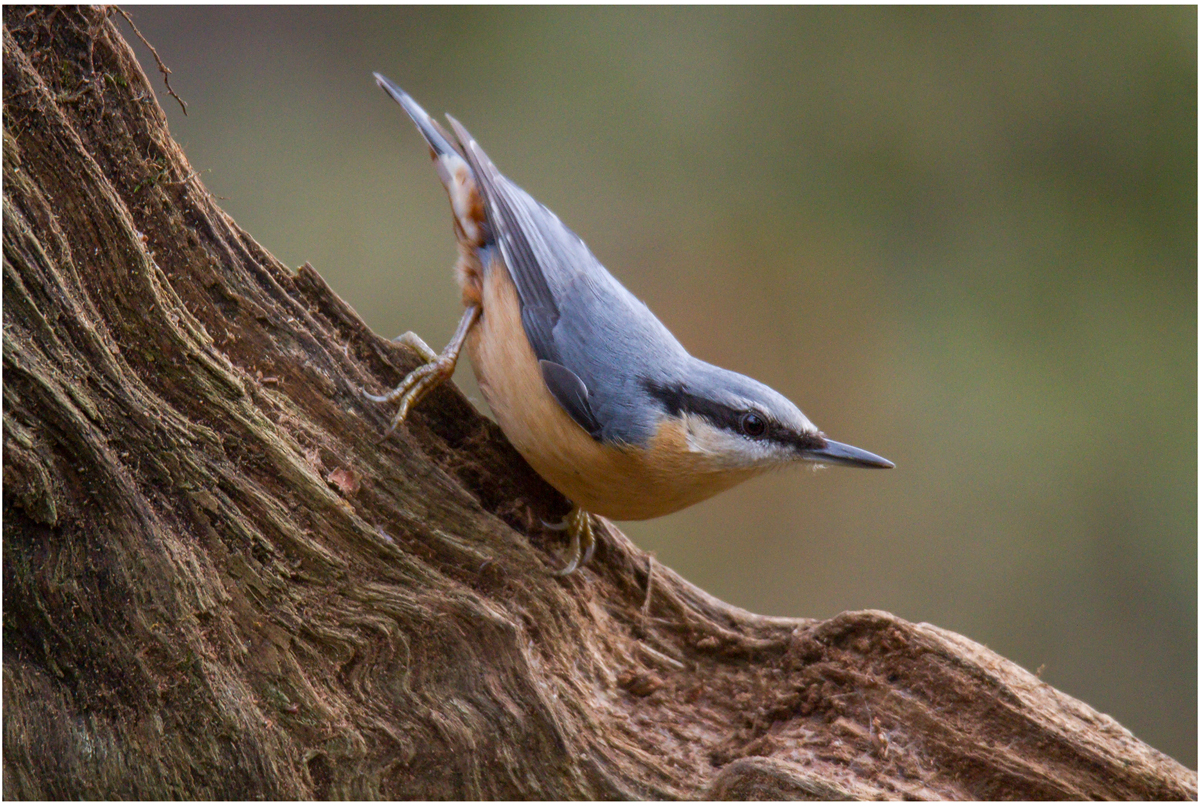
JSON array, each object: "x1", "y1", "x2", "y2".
[
  {"x1": 644, "y1": 381, "x2": 769, "y2": 438},
  {"x1": 643, "y1": 380, "x2": 746, "y2": 434},
  {"x1": 643, "y1": 379, "x2": 825, "y2": 451}
]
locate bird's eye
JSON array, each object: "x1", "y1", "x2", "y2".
[{"x1": 740, "y1": 412, "x2": 767, "y2": 438}]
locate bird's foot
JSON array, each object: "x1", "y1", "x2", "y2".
[
  {"x1": 364, "y1": 352, "x2": 455, "y2": 436},
  {"x1": 364, "y1": 305, "x2": 479, "y2": 436},
  {"x1": 551, "y1": 506, "x2": 597, "y2": 576}
]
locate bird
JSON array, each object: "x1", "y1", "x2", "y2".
[{"x1": 365, "y1": 73, "x2": 893, "y2": 576}]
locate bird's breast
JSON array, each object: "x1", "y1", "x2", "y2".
[{"x1": 464, "y1": 254, "x2": 764, "y2": 521}]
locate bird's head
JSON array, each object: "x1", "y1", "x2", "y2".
[{"x1": 643, "y1": 360, "x2": 893, "y2": 474}]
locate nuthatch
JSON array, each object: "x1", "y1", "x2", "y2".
[{"x1": 366, "y1": 74, "x2": 893, "y2": 576}]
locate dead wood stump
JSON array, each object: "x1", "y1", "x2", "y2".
[{"x1": 2, "y1": 6, "x2": 1194, "y2": 799}]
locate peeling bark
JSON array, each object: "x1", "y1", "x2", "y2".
[{"x1": 2, "y1": 7, "x2": 1195, "y2": 800}]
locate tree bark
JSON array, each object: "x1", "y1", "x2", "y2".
[{"x1": 2, "y1": 6, "x2": 1194, "y2": 800}]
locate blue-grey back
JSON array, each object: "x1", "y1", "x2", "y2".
[
  {"x1": 497, "y1": 177, "x2": 692, "y2": 445},
  {"x1": 445, "y1": 117, "x2": 718, "y2": 445}
]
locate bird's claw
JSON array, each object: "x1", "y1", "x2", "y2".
[
  {"x1": 365, "y1": 306, "x2": 479, "y2": 437},
  {"x1": 393, "y1": 330, "x2": 438, "y2": 362},
  {"x1": 364, "y1": 354, "x2": 455, "y2": 433},
  {"x1": 551, "y1": 507, "x2": 596, "y2": 577}
]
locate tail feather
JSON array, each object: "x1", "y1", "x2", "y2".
[
  {"x1": 373, "y1": 73, "x2": 460, "y2": 160},
  {"x1": 375, "y1": 73, "x2": 489, "y2": 247}
]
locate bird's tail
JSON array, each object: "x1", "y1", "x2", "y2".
[
  {"x1": 374, "y1": 73, "x2": 489, "y2": 247},
  {"x1": 374, "y1": 73, "x2": 459, "y2": 162}
]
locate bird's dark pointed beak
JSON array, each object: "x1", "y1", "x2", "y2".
[{"x1": 803, "y1": 438, "x2": 894, "y2": 469}]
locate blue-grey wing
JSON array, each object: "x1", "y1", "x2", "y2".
[
  {"x1": 446, "y1": 117, "x2": 687, "y2": 445},
  {"x1": 539, "y1": 359, "x2": 603, "y2": 438},
  {"x1": 445, "y1": 118, "x2": 564, "y2": 343}
]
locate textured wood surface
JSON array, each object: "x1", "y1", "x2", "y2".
[{"x1": 3, "y1": 7, "x2": 1194, "y2": 799}]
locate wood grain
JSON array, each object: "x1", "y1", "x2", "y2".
[{"x1": 2, "y1": 6, "x2": 1193, "y2": 799}]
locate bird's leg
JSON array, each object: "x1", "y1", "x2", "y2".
[
  {"x1": 364, "y1": 304, "x2": 480, "y2": 436},
  {"x1": 551, "y1": 506, "x2": 597, "y2": 576}
]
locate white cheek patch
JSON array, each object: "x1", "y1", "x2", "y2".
[{"x1": 682, "y1": 413, "x2": 790, "y2": 470}]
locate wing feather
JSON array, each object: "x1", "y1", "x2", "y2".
[
  {"x1": 447, "y1": 117, "x2": 561, "y2": 339},
  {"x1": 445, "y1": 116, "x2": 687, "y2": 444}
]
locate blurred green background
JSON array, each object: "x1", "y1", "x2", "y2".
[{"x1": 125, "y1": 7, "x2": 1195, "y2": 766}]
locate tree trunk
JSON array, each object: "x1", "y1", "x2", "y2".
[{"x1": 2, "y1": 7, "x2": 1194, "y2": 800}]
